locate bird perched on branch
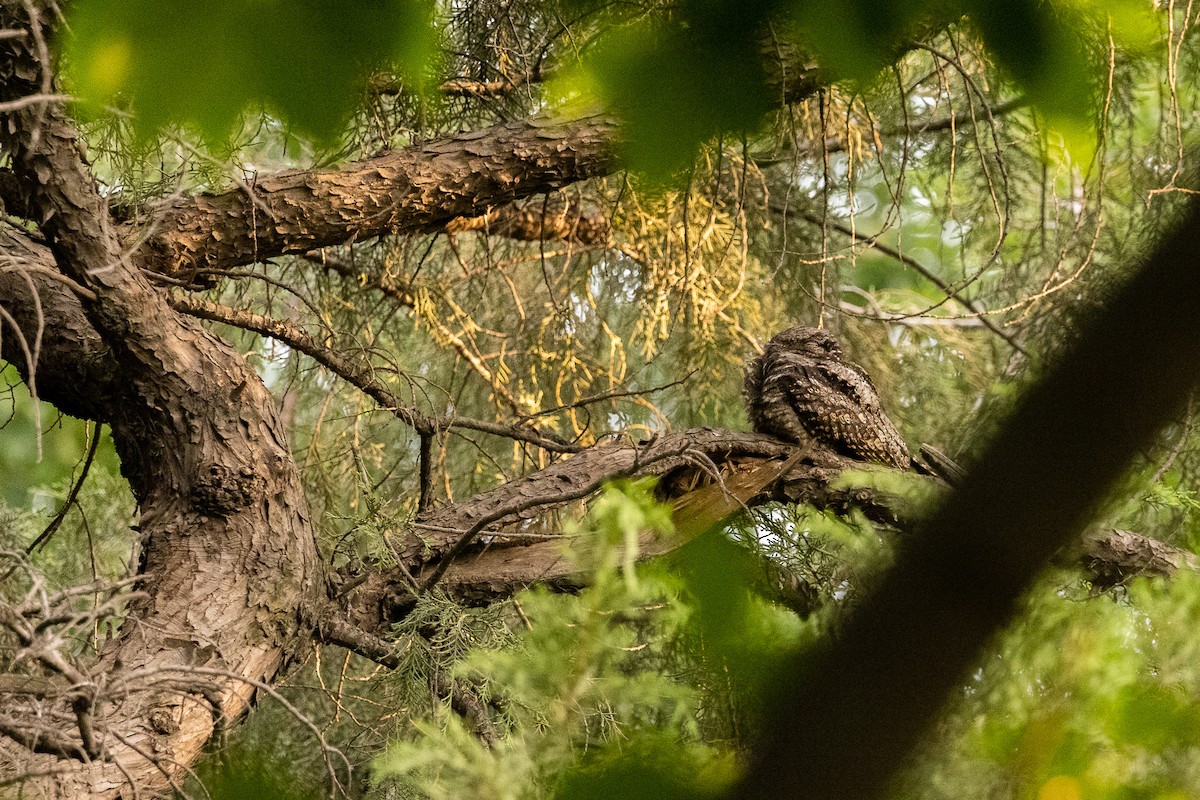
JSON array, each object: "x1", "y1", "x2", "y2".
[{"x1": 743, "y1": 325, "x2": 914, "y2": 469}]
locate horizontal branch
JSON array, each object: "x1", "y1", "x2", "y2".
[
  {"x1": 134, "y1": 109, "x2": 622, "y2": 276},
  {"x1": 343, "y1": 430, "x2": 860, "y2": 631},
  {"x1": 338, "y1": 427, "x2": 1200, "y2": 637},
  {"x1": 1077, "y1": 528, "x2": 1199, "y2": 588},
  {"x1": 125, "y1": 46, "x2": 834, "y2": 278},
  {"x1": 402, "y1": 430, "x2": 805, "y2": 562}
]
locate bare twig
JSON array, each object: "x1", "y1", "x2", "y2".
[
  {"x1": 791, "y1": 208, "x2": 1027, "y2": 356},
  {"x1": 171, "y1": 295, "x2": 580, "y2": 453},
  {"x1": 0, "y1": 92, "x2": 69, "y2": 112},
  {"x1": 26, "y1": 423, "x2": 102, "y2": 553}
]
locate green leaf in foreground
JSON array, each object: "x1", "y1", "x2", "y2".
[{"x1": 64, "y1": 0, "x2": 434, "y2": 141}]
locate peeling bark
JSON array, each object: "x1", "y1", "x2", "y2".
[{"x1": 1077, "y1": 529, "x2": 1199, "y2": 588}]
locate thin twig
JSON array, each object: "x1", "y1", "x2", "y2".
[
  {"x1": 171, "y1": 295, "x2": 581, "y2": 453},
  {"x1": 27, "y1": 423, "x2": 102, "y2": 553},
  {"x1": 0, "y1": 92, "x2": 69, "y2": 113},
  {"x1": 791, "y1": 208, "x2": 1027, "y2": 356}
]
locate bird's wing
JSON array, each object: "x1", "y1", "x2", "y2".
[{"x1": 781, "y1": 356, "x2": 912, "y2": 468}]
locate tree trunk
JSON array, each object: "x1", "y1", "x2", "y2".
[{"x1": 0, "y1": 8, "x2": 322, "y2": 796}]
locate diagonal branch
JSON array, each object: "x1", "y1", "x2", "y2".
[
  {"x1": 733, "y1": 196, "x2": 1200, "y2": 800},
  {"x1": 308, "y1": 253, "x2": 526, "y2": 414},
  {"x1": 171, "y1": 294, "x2": 581, "y2": 453},
  {"x1": 126, "y1": 55, "x2": 831, "y2": 277}
]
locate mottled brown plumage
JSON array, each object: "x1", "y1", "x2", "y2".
[{"x1": 743, "y1": 326, "x2": 912, "y2": 469}]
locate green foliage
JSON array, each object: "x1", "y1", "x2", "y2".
[
  {"x1": 187, "y1": 742, "x2": 321, "y2": 800},
  {"x1": 899, "y1": 571, "x2": 1200, "y2": 799},
  {"x1": 360, "y1": 474, "x2": 1200, "y2": 800},
  {"x1": 64, "y1": 0, "x2": 435, "y2": 141},
  {"x1": 0, "y1": 367, "x2": 121, "y2": 508},
  {"x1": 373, "y1": 487, "x2": 1200, "y2": 800},
  {"x1": 60, "y1": 0, "x2": 1157, "y2": 174},
  {"x1": 556, "y1": 733, "x2": 735, "y2": 800},
  {"x1": 0, "y1": 504, "x2": 38, "y2": 553},
  {"x1": 21, "y1": 467, "x2": 137, "y2": 588},
  {"x1": 373, "y1": 481, "x2": 801, "y2": 799},
  {"x1": 567, "y1": 0, "x2": 1159, "y2": 179},
  {"x1": 0, "y1": 380, "x2": 135, "y2": 657},
  {"x1": 575, "y1": 17, "x2": 771, "y2": 181}
]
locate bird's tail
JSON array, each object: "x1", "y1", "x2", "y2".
[{"x1": 914, "y1": 443, "x2": 966, "y2": 486}]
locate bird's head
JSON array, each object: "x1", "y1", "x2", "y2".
[{"x1": 769, "y1": 325, "x2": 843, "y2": 358}]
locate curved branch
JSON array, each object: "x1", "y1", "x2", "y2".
[
  {"x1": 0, "y1": 224, "x2": 120, "y2": 421},
  {"x1": 343, "y1": 430, "x2": 861, "y2": 632},
  {"x1": 0, "y1": 6, "x2": 322, "y2": 797}
]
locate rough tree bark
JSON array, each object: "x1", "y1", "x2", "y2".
[
  {"x1": 134, "y1": 110, "x2": 621, "y2": 278},
  {"x1": 0, "y1": 7, "x2": 320, "y2": 797}
]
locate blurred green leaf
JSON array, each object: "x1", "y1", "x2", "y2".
[
  {"x1": 556, "y1": 731, "x2": 734, "y2": 800},
  {"x1": 64, "y1": 0, "x2": 434, "y2": 141},
  {"x1": 0, "y1": 366, "x2": 120, "y2": 508},
  {"x1": 786, "y1": 0, "x2": 924, "y2": 84},
  {"x1": 580, "y1": 21, "x2": 770, "y2": 182},
  {"x1": 191, "y1": 742, "x2": 318, "y2": 800},
  {"x1": 1106, "y1": 685, "x2": 1200, "y2": 751},
  {"x1": 568, "y1": 0, "x2": 1166, "y2": 179}
]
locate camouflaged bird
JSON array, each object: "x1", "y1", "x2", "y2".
[{"x1": 743, "y1": 326, "x2": 912, "y2": 469}]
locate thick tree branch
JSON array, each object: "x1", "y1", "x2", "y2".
[
  {"x1": 133, "y1": 109, "x2": 622, "y2": 277},
  {"x1": 126, "y1": 53, "x2": 827, "y2": 277},
  {"x1": 344, "y1": 431, "x2": 873, "y2": 632},
  {"x1": 340, "y1": 427, "x2": 1197, "y2": 636}
]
